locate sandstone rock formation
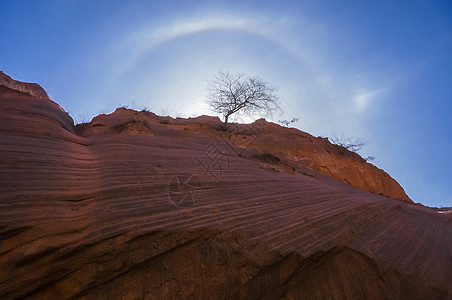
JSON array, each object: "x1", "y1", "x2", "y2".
[{"x1": 1, "y1": 74, "x2": 451, "y2": 299}]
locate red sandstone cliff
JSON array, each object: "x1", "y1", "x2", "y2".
[{"x1": 0, "y1": 74, "x2": 451, "y2": 299}]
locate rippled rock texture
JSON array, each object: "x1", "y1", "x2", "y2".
[{"x1": 1, "y1": 75, "x2": 451, "y2": 299}]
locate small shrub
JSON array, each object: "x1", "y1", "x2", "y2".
[
  {"x1": 329, "y1": 135, "x2": 367, "y2": 152},
  {"x1": 113, "y1": 120, "x2": 152, "y2": 134},
  {"x1": 278, "y1": 117, "x2": 299, "y2": 127},
  {"x1": 255, "y1": 152, "x2": 281, "y2": 163},
  {"x1": 364, "y1": 156, "x2": 375, "y2": 162}
]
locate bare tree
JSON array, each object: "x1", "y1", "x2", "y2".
[
  {"x1": 207, "y1": 72, "x2": 280, "y2": 125},
  {"x1": 329, "y1": 135, "x2": 367, "y2": 152}
]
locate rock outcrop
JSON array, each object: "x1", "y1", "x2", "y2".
[
  {"x1": 221, "y1": 118, "x2": 411, "y2": 202},
  {"x1": 77, "y1": 111, "x2": 410, "y2": 202},
  {"x1": 0, "y1": 71, "x2": 51, "y2": 100},
  {"x1": 1, "y1": 74, "x2": 451, "y2": 299}
]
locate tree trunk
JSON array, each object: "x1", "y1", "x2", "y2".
[{"x1": 224, "y1": 114, "x2": 229, "y2": 125}]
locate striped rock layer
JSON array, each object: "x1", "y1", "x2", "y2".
[{"x1": 0, "y1": 78, "x2": 451, "y2": 299}]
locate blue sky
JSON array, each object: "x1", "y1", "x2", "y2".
[{"x1": 1, "y1": 0, "x2": 451, "y2": 207}]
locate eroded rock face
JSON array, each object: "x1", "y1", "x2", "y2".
[{"x1": 1, "y1": 77, "x2": 451, "y2": 299}]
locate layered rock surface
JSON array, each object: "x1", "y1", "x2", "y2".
[{"x1": 0, "y1": 75, "x2": 451, "y2": 299}]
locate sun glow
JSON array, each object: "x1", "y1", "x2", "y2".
[
  {"x1": 352, "y1": 89, "x2": 384, "y2": 113},
  {"x1": 102, "y1": 11, "x2": 389, "y2": 130}
]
